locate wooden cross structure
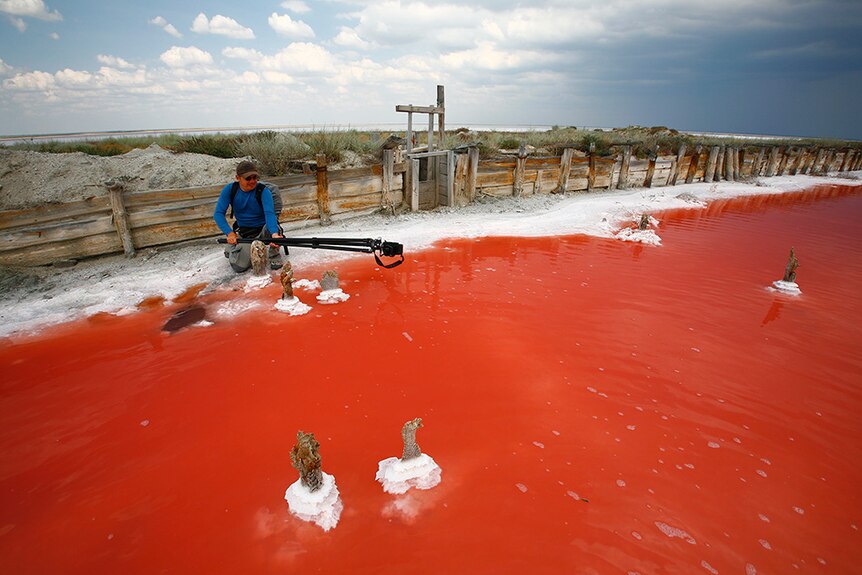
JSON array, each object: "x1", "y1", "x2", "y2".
[
  {"x1": 395, "y1": 85, "x2": 454, "y2": 211},
  {"x1": 396, "y1": 85, "x2": 446, "y2": 154}
]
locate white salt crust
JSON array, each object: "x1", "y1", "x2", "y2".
[
  {"x1": 284, "y1": 471, "x2": 343, "y2": 531},
  {"x1": 316, "y1": 288, "x2": 350, "y2": 305},
  {"x1": 274, "y1": 296, "x2": 312, "y2": 316},
  {"x1": 376, "y1": 454, "x2": 442, "y2": 494},
  {"x1": 769, "y1": 280, "x2": 801, "y2": 295},
  {"x1": 244, "y1": 274, "x2": 272, "y2": 291}
]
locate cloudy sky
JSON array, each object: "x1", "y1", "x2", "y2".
[{"x1": 1, "y1": 0, "x2": 860, "y2": 139}]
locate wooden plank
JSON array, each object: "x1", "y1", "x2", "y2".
[
  {"x1": 396, "y1": 104, "x2": 443, "y2": 114},
  {"x1": 122, "y1": 185, "x2": 222, "y2": 208},
  {"x1": 131, "y1": 217, "x2": 221, "y2": 249},
  {"x1": 525, "y1": 157, "x2": 566, "y2": 170},
  {"x1": 587, "y1": 143, "x2": 597, "y2": 192},
  {"x1": 670, "y1": 144, "x2": 686, "y2": 185},
  {"x1": 0, "y1": 231, "x2": 121, "y2": 266},
  {"x1": 467, "y1": 147, "x2": 479, "y2": 204},
  {"x1": 644, "y1": 154, "x2": 657, "y2": 188},
  {"x1": 479, "y1": 160, "x2": 519, "y2": 171},
  {"x1": 752, "y1": 147, "x2": 766, "y2": 176},
  {"x1": 453, "y1": 153, "x2": 468, "y2": 207},
  {"x1": 331, "y1": 194, "x2": 384, "y2": 215},
  {"x1": 329, "y1": 176, "x2": 382, "y2": 200},
  {"x1": 724, "y1": 147, "x2": 734, "y2": 181},
  {"x1": 618, "y1": 146, "x2": 631, "y2": 189},
  {"x1": 776, "y1": 148, "x2": 790, "y2": 175},
  {"x1": 556, "y1": 148, "x2": 574, "y2": 193},
  {"x1": 476, "y1": 171, "x2": 515, "y2": 187},
  {"x1": 704, "y1": 146, "x2": 719, "y2": 183},
  {"x1": 686, "y1": 146, "x2": 702, "y2": 184},
  {"x1": 315, "y1": 154, "x2": 332, "y2": 225},
  {"x1": 513, "y1": 145, "x2": 527, "y2": 198},
  {"x1": 410, "y1": 158, "x2": 420, "y2": 211},
  {"x1": 127, "y1": 202, "x2": 216, "y2": 229},
  {"x1": 0, "y1": 196, "x2": 112, "y2": 230},
  {"x1": 733, "y1": 148, "x2": 741, "y2": 180},
  {"x1": 108, "y1": 184, "x2": 135, "y2": 257},
  {"x1": 765, "y1": 147, "x2": 780, "y2": 177},
  {"x1": 1, "y1": 213, "x2": 115, "y2": 250}
]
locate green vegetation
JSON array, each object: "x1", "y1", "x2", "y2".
[{"x1": 6, "y1": 126, "x2": 860, "y2": 173}]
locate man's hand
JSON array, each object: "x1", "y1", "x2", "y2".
[
  {"x1": 270, "y1": 233, "x2": 283, "y2": 248},
  {"x1": 226, "y1": 231, "x2": 238, "y2": 245}
]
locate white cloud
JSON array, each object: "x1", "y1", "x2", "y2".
[
  {"x1": 97, "y1": 54, "x2": 134, "y2": 69},
  {"x1": 258, "y1": 43, "x2": 336, "y2": 76},
  {"x1": 440, "y1": 41, "x2": 555, "y2": 71},
  {"x1": 150, "y1": 15, "x2": 182, "y2": 39},
  {"x1": 280, "y1": 0, "x2": 310, "y2": 14},
  {"x1": 97, "y1": 67, "x2": 147, "y2": 87},
  {"x1": 333, "y1": 26, "x2": 371, "y2": 50},
  {"x1": 261, "y1": 70, "x2": 296, "y2": 85},
  {"x1": 268, "y1": 12, "x2": 314, "y2": 39},
  {"x1": 49, "y1": 31, "x2": 58, "y2": 39},
  {"x1": 0, "y1": 57, "x2": 12, "y2": 75},
  {"x1": 191, "y1": 12, "x2": 255, "y2": 40},
  {"x1": 222, "y1": 47, "x2": 263, "y2": 62},
  {"x1": 55, "y1": 68, "x2": 92, "y2": 86},
  {"x1": 3, "y1": 70, "x2": 55, "y2": 91},
  {"x1": 9, "y1": 15, "x2": 25, "y2": 31},
  {"x1": 0, "y1": 0, "x2": 62, "y2": 21},
  {"x1": 159, "y1": 46, "x2": 214, "y2": 68}
]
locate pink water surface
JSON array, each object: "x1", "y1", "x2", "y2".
[{"x1": 1, "y1": 184, "x2": 861, "y2": 574}]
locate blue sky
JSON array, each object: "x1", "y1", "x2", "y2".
[{"x1": 1, "y1": 0, "x2": 860, "y2": 139}]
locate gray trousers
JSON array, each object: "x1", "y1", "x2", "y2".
[{"x1": 224, "y1": 227, "x2": 282, "y2": 273}]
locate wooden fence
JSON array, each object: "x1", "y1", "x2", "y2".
[{"x1": 0, "y1": 144, "x2": 858, "y2": 266}]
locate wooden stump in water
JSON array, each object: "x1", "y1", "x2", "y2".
[
  {"x1": 290, "y1": 431, "x2": 324, "y2": 492},
  {"x1": 401, "y1": 418, "x2": 424, "y2": 461},
  {"x1": 638, "y1": 214, "x2": 650, "y2": 230},
  {"x1": 280, "y1": 262, "x2": 294, "y2": 299},
  {"x1": 321, "y1": 270, "x2": 339, "y2": 291},
  {"x1": 783, "y1": 247, "x2": 799, "y2": 282},
  {"x1": 250, "y1": 240, "x2": 268, "y2": 276}
]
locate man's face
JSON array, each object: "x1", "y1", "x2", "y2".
[{"x1": 237, "y1": 172, "x2": 259, "y2": 192}]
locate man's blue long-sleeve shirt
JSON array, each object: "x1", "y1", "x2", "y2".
[{"x1": 213, "y1": 183, "x2": 280, "y2": 235}]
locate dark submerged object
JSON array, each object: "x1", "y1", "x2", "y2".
[{"x1": 161, "y1": 305, "x2": 206, "y2": 333}]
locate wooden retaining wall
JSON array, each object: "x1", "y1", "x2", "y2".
[{"x1": 0, "y1": 145, "x2": 857, "y2": 266}]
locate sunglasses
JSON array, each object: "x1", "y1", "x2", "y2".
[{"x1": 242, "y1": 174, "x2": 259, "y2": 182}]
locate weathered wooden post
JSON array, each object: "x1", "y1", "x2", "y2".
[
  {"x1": 409, "y1": 157, "x2": 420, "y2": 211},
  {"x1": 436, "y1": 85, "x2": 446, "y2": 150},
  {"x1": 587, "y1": 143, "x2": 597, "y2": 192},
  {"x1": 765, "y1": 147, "x2": 779, "y2": 177},
  {"x1": 382, "y1": 149, "x2": 395, "y2": 213},
  {"x1": 820, "y1": 149, "x2": 835, "y2": 174},
  {"x1": 514, "y1": 143, "x2": 527, "y2": 197},
  {"x1": 853, "y1": 150, "x2": 862, "y2": 171},
  {"x1": 686, "y1": 145, "x2": 702, "y2": 184},
  {"x1": 777, "y1": 147, "x2": 791, "y2": 176},
  {"x1": 617, "y1": 145, "x2": 632, "y2": 189},
  {"x1": 555, "y1": 147, "x2": 573, "y2": 194},
  {"x1": 704, "y1": 146, "x2": 719, "y2": 183},
  {"x1": 107, "y1": 181, "x2": 135, "y2": 258},
  {"x1": 752, "y1": 147, "x2": 766, "y2": 176},
  {"x1": 466, "y1": 146, "x2": 479, "y2": 203},
  {"x1": 724, "y1": 146, "x2": 734, "y2": 181},
  {"x1": 644, "y1": 151, "x2": 657, "y2": 188},
  {"x1": 315, "y1": 154, "x2": 332, "y2": 225},
  {"x1": 795, "y1": 148, "x2": 805, "y2": 174},
  {"x1": 733, "y1": 148, "x2": 741, "y2": 180},
  {"x1": 670, "y1": 143, "x2": 686, "y2": 185},
  {"x1": 838, "y1": 148, "x2": 851, "y2": 172},
  {"x1": 715, "y1": 145, "x2": 726, "y2": 181}
]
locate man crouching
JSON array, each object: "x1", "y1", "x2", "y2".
[{"x1": 214, "y1": 160, "x2": 283, "y2": 272}]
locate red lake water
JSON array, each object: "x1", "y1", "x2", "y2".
[{"x1": 1, "y1": 185, "x2": 861, "y2": 574}]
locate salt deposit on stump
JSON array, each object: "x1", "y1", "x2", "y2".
[
  {"x1": 376, "y1": 418, "x2": 442, "y2": 494},
  {"x1": 316, "y1": 270, "x2": 350, "y2": 304},
  {"x1": 284, "y1": 431, "x2": 343, "y2": 531},
  {"x1": 244, "y1": 240, "x2": 273, "y2": 291},
  {"x1": 614, "y1": 214, "x2": 662, "y2": 245},
  {"x1": 274, "y1": 261, "x2": 311, "y2": 315},
  {"x1": 770, "y1": 247, "x2": 801, "y2": 295}
]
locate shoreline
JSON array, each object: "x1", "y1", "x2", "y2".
[{"x1": 1, "y1": 173, "x2": 860, "y2": 341}]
